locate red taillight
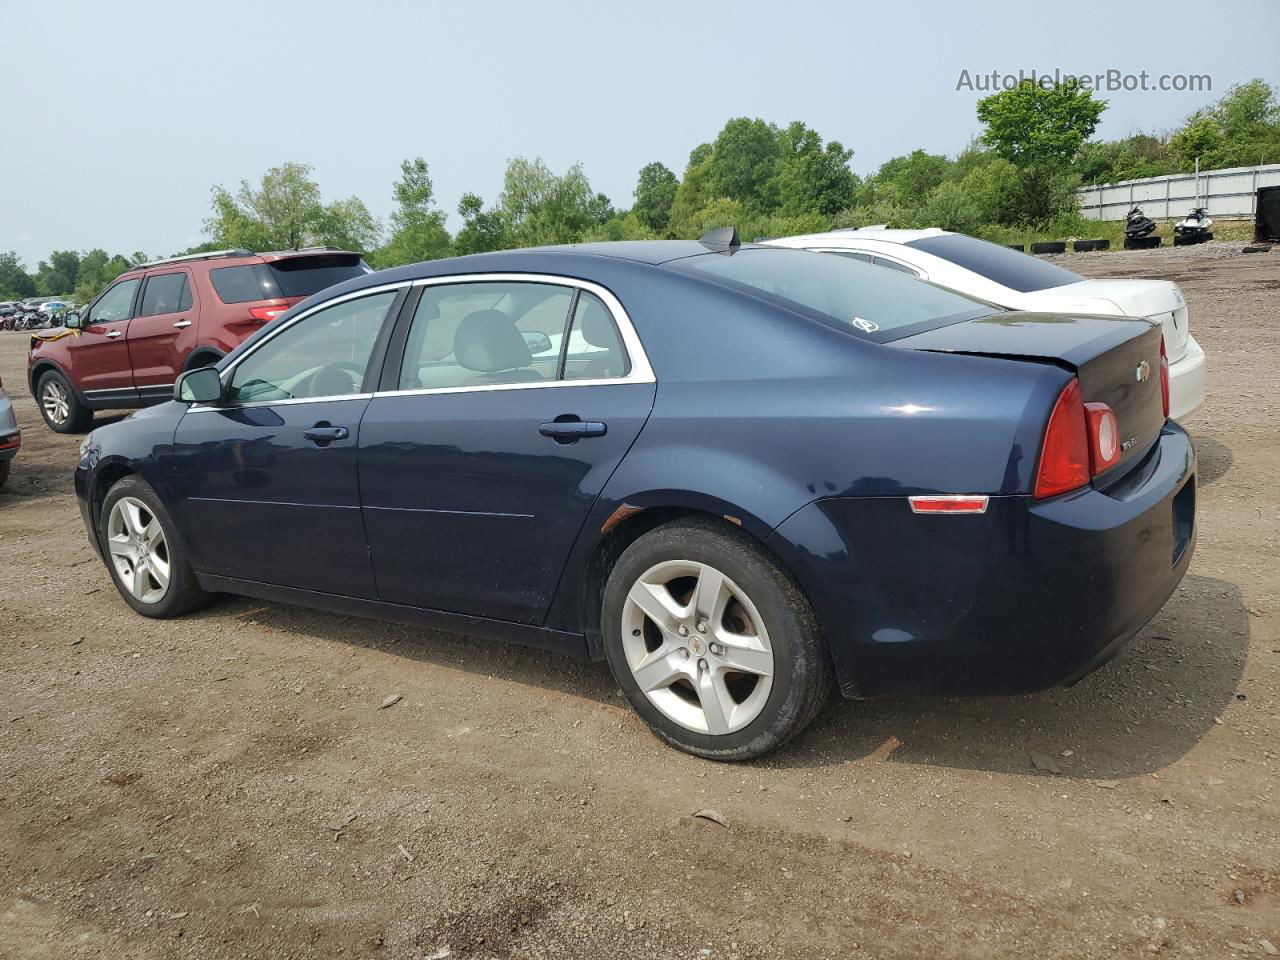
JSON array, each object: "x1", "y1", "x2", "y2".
[
  {"x1": 249, "y1": 305, "x2": 287, "y2": 322},
  {"x1": 1034, "y1": 380, "x2": 1091, "y2": 499},
  {"x1": 1159, "y1": 337, "x2": 1170, "y2": 418},
  {"x1": 1035, "y1": 379, "x2": 1124, "y2": 499}
]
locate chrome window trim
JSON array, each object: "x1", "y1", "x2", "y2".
[
  {"x1": 188, "y1": 273, "x2": 654, "y2": 413},
  {"x1": 378, "y1": 272, "x2": 655, "y2": 396}
]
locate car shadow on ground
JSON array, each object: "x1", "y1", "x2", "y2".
[
  {"x1": 1191, "y1": 433, "x2": 1232, "y2": 486},
  {"x1": 198, "y1": 572, "x2": 1247, "y2": 780}
]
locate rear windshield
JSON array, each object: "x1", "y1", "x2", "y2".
[
  {"x1": 209, "y1": 255, "x2": 370, "y2": 304},
  {"x1": 666, "y1": 247, "x2": 996, "y2": 341},
  {"x1": 906, "y1": 234, "x2": 1082, "y2": 293}
]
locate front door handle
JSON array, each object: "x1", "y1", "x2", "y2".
[
  {"x1": 303, "y1": 423, "x2": 349, "y2": 445},
  {"x1": 172, "y1": 319, "x2": 192, "y2": 328},
  {"x1": 539, "y1": 419, "x2": 607, "y2": 442},
  {"x1": 105, "y1": 330, "x2": 122, "y2": 338}
]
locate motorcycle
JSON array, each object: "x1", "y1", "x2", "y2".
[{"x1": 1174, "y1": 206, "x2": 1213, "y2": 245}]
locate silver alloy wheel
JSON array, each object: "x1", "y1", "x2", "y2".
[
  {"x1": 41, "y1": 380, "x2": 70, "y2": 425},
  {"x1": 106, "y1": 497, "x2": 171, "y2": 604},
  {"x1": 621, "y1": 559, "x2": 775, "y2": 735}
]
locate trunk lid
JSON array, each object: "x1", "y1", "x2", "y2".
[
  {"x1": 1019, "y1": 279, "x2": 1190, "y2": 362},
  {"x1": 894, "y1": 312, "x2": 1167, "y2": 475}
]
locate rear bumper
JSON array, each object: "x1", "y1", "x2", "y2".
[
  {"x1": 1168, "y1": 334, "x2": 1206, "y2": 420},
  {"x1": 766, "y1": 422, "x2": 1196, "y2": 698}
]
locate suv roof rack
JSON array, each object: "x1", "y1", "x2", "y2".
[{"x1": 133, "y1": 248, "x2": 254, "y2": 270}]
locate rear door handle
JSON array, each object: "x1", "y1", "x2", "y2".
[
  {"x1": 539, "y1": 419, "x2": 607, "y2": 441},
  {"x1": 303, "y1": 424, "x2": 349, "y2": 445},
  {"x1": 172, "y1": 319, "x2": 192, "y2": 328}
]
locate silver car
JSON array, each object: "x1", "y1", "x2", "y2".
[{"x1": 0, "y1": 382, "x2": 19, "y2": 488}]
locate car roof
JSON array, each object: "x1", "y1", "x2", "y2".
[{"x1": 779, "y1": 227, "x2": 951, "y2": 246}]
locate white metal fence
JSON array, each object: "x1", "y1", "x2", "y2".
[{"x1": 1075, "y1": 163, "x2": 1280, "y2": 221}]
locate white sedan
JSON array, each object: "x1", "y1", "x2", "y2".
[{"x1": 765, "y1": 228, "x2": 1206, "y2": 419}]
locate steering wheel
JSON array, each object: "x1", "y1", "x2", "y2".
[{"x1": 308, "y1": 360, "x2": 366, "y2": 397}]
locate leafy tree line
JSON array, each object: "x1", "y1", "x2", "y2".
[{"x1": 5, "y1": 78, "x2": 1277, "y2": 302}]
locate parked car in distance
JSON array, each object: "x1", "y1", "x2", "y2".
[
  {"x1": 0, "y1": 376, "x2": 20, "y2": 489},
  {"x1": 764, "y1": 228, "x2": 1206, "y2": 420},
  {"x1": 27, "y1": 247, "x2": 372, "y2": 432},
  {"x1": 74, "y1": 236, "x2": 1195, "y2": 760}
]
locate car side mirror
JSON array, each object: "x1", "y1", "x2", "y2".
[
  {"x1": 521, "y1": 330, "x2": 553, "y2": 355},
  {"x1": 174, "y1": 366, "x2": 223, "y2": 405},
  {"x1": 65, "y1": 312, "x2": 82, "y2": 330}
]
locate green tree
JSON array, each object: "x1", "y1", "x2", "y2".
[
  {"x1": 496, "y1": 157, "x2": 609, "y2": 247},
  {"x1": 372, "y1": 158, "x2": 452, "y2": 268},
  {"x1": 452, "y1": 192, "x2": 508, "y2": 255},
  {"x1": 769, "y1": 122, "x2": 858, "y2": 217},
  {"x1": 977, "y1": 80, "x2": 1106, "y2": 168},
  {"x1": 1168, "y1": 114, "x2": 1226, "y2": 171},
  {"x1": 1168, "y1": 79, "x2": 1280, "y2": 169},
  {"x1": 869, "y1": 149, "x2": 952, "y2": 206},
  {"x1": 72, "y1": 250, "x2": 133, "y2": 304},
  {"x1": 632, "y1": 162, "x2": 679, "y2": 232},
  {"x1": 35, "y1": 250, "x2": 81, "y2": 296},
  {"x1": 205, "y1": 162, "x2": 382, "y2": 251},
  {"x1": 0, "y1": 252, "x2": 36, "y2": 300},
  {"x1": 705, "y1": 117, "x2": 781, "y2": 207}
]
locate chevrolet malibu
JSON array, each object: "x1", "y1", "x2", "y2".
[{"x1": 74, "y1": 236, "x2": 1196, "y2": 760}]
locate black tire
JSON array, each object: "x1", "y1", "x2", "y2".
[
  {"x1": 1124, "y1": 235, "x2": 1162, "y2": 250},
  {"x1": 36, "y1": 369, "x2": 93, "y2": 433},
  {"x1": 0, "y1": 459, "x2": 9, "y2": 489},
  {"x1": 1030, "y1": 241, "x2": 1066, "y2": 255},
  {"x1": 1073, "y1": 239, "x2": 1110, "y2": 252},
  {"x1": 98, "y1": 475, "x2": 210, "y2": 618},
  {"x1": 601, "y1": 517, "x2": 832, "y2": 761},
  {"x1": 1005, "y1": 243, "x2": 1025, "y2": 252}
]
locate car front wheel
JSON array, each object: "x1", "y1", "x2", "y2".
[
  {"x1": 602, "y1": 517, "x2": 831, "y2": 761},
  {"x1": 37, "y1": 370, "x2": 92, "y2": 433},
  {"x1": 99, "y1": 476, "x2": 210, "y2": 618}
]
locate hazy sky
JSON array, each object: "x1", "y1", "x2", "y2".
[{"x1": 3, "y1": 0, "x2": 1277, "y2": 268}]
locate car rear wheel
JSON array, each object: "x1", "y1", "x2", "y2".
[
  {"x1": 602, "y1": 517, "x2": 831, "y2": 761},
  {"x1": 37, "y1": 370, "x2": 92, "y2": 433},
  {"x1": 0, "y1": 460, "x2": 9, "y2": 489},
  {"x1": 99, "y1": 476, "x2": 210, "y2": 618}
]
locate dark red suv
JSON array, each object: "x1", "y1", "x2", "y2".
[{"x1": 27, "y1": 248, "x2": 370, "y2": 432}]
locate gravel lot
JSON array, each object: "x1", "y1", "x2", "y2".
[{"x1": 1, "y1": 243, "x2": 1277, "y2": 959}]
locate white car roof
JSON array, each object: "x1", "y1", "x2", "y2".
[{"x1": 777, "y1": 227, "x2": 951, "y2": 246}]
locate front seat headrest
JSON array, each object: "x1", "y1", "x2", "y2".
[
  {"x1": 454, "y1": 310, "x2": 532, "y2": 373},
  {"x1": 578, "y1": 301, "x2": 619, "y2": 348}
]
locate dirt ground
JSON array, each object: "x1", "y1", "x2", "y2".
[{"x1": 1, "y1": 243, "x2": 1277, "y2": 960}]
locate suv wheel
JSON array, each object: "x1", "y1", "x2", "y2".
[
  {"x1": 601, "y1": 517, "x2": 832, "y2": 761},
  {"x1": 37, "y1": 370, "x2": 92, "y2": 433},
  {"x1": 99, "y1": 476, "x2": 210, "y2": 618}
]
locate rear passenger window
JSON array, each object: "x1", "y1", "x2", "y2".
[
  {"x1": 563, "y1": 292, "x2": 629, "y2": 380},
  {"x1": 139, "y1": 273, "x2": 191, "y2": 317},
  {"x1": 398, "y1": 282, "x2": 573, "y2": 390}
]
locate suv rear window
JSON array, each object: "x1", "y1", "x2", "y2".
[
  {"x1": 209, "y1": 256, "x2": 370, "y2": 304},
  {"x1": 667, "y1": 247, "x2": 996, "y2": 341},
  {"x1": 906, "y1": 234, "x2": 1082, "y2": 293}
]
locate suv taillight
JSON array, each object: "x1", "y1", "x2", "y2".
[
  {"x1": 1034, "y1": 379, "x2": 1122, "y2": 500},
  {"x1": 1159, "y1": 336, "x2": 1170, "y2": 418}
]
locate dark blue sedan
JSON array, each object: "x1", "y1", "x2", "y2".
[{"x1": 74, "y1": 236, "x2": 1195, "y2": 760}]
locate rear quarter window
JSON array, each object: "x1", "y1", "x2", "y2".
[
  {"x1": 210, "y1": 257, "x2": 370, "y2": 304},
  {"x1": 906, "y1": 234, "x2": 1082, "y2": 293}
]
